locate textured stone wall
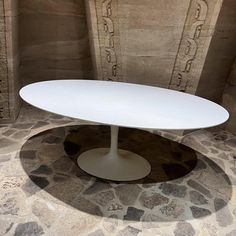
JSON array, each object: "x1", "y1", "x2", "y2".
[
  {"x1": 222, "y1": 59, "x2": 236, "y2": 134},
  {"x1": 168, "y1": 0, "x2": 223, "y2": 95},
  {"x1": 86, "y1": 0, "x2": 224, "y2": 96},
  {"x1": 197, "y1": 0, "x2": 236, "y2": 134},
  {"x1": 196, "y1": 0, "x2": 236, "y2": 102},
  {"x1": 0, "y1": 0, "x2": 9, "y2": 119},
  {"x1": 19, "y1": 0, "x2": 93, "y2": 86},
  {"x1": 0, "y1": 0, "x2": 20, "y2": 121}
]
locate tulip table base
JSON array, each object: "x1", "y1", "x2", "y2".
[{"x1": 77, "y1": 126, "x2": 151, "y2": 181}]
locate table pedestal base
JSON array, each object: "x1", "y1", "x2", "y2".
[{"x1": 77, "y1": 148, "x2": 151, "y2": 181}]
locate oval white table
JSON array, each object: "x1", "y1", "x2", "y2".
[{"x1": 20, "y1": 80, "x2": 229, "y2": 181}]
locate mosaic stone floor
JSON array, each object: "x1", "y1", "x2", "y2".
[{"x1": 0, "y1": 104, "x2": 235, "y2": 236}]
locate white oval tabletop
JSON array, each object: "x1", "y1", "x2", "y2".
[{"x1": 20, "y1": 80, "x2": 229, "y2": 130}]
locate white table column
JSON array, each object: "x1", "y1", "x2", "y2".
[{"x1": 77, "y1": 126, "x2": 151, "y2": 181}]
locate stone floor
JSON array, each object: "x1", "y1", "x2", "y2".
[{"x1": 0, "y1": 104, "x2": 235, "y2": 236}]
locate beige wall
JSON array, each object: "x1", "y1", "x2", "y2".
[
  {"x1": 19, "y1": 0, "x2": 93, "y2": 86},
  {"x1": 0, "y1": 0, "x2": 20, "y2": 122},
  {"x1": 117, "y1": 0, "x2": 190, "y2": 87},
  {"x1": 196, "y1": 0, "x2": 236, "y2": 134},
  {"x1": 222, "y1": 59, "x2": 236, "y2": 134},
  {"x1": 86, "y1": 0, "x2": 224, "y2": 96},
  {"x1": 196, "y1": 0, "x2": 236, "y2": 102}
]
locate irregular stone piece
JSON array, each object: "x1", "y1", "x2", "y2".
[
  {"x1": 221, "y1": 173, "x2": 232, "y2": 186},
  {"x1": 197, "y1": 168, "x2": 231, "y2": 190},
  {"x1": 43, "y1": 135, "x2": 62, "y2": 144},
  {"x1": 203, "y1": 157, "x2": 224, "y2": 173},
  {"x1": 48, "y1": 207, "x2": 102, "y2": 235},
  {"x1": 194, "y1": 159, "x2": 207, "y2": 171},
  {"x1": 200, "y1": 223, "x2": 219, "y2": 236},
  {"x1": 212, "y1": 157, "x2": 226, "y2": 169},
  {"x1": 22, "y1": 179, "x2": 42, "y2": 196},
  {"x1": 32, "y1": 200, "x2": 58, "y2": 228},
  {"x1": 50, "y1": 114, "x2": 64, "y2": 120},
  {"x1": 190, "y1": 206, "x2": 211, "y2": 218},
  {"x1": 159, "y1": 183, "x2": 187, "y2": 198},
  {"x1": 231, "y1": 168, "x2": 236, "y2": 175},
  {"x1": 53, "y1": 173, "x2": 70, "y2": 182},
  {"x1": 84, "y1": 181, "x2": 111, "y2": 195},
  {"x1": 214, "y1": 143, "x2": 232, "y2": 151},
  {"x1": 0, "y1": 177, "x2": 24, "y2": 190},
  {"x1": 214, "y1": 198, "x2": 227, "y2": 209},
  {"x1": 32, "y1": 121, "x2": 49, "y2": 129},
  {"x1": 189, "y1": 191, "x2": 208, "y2": 205},
  {"x1": 93, "y1": 190, "x2": 114, "y2": 207},
  {"x1": 174, "y1": 222, "x2": 195, "y2": 236},
  {"x1": 218, "y1": 153, "x2": 229, "y2": 160},
  {"x1": 29, "y1": 176, "x2": 49, "y2": 189},
  {"x1": 210, "y1": 148, "x2": 219, "y2": 154},
  {"x1": 187, "y1": 180, "x2": 212, "y2": 198},
  {"x1": 0, "y1": 219, "x2": 14, "y2": 235},
  {"x1": 47, "y1": 179, "x2": 83, "y2": 203},
  {"x1": 182, "y1": 137, "x2": 208, "y2": 154},
  {"x1": 51, "y1": 127, "x2": 65, "y2": 138},
  {"x1": 115, "y1": 184, "x2": 141, "y2": 205},
  {"x1": 20, "y1": 150, "x2": 37, "y2": 160},
  {"x1": 160, "y1": 200, "x2": 185, "y2": 219},
  {"x1": 31, "y1": 165, "x2": 53, "y2": 175},
  {"x1": 225, "y1": 138, "x2": 236, "y2": 148},
  {"x1": 201, "y1": 140, "x2": 212, "y2": 146},
  {"x1": 124, "y1": 207, "x2": 144, "y2": 221},
  {"x1": 0, "y1": 155, "x2": 11, "y2": 163},
  {"x1": 12, "y1": 131, "x2": 31, "y2": 139},
  {"x1": 12, "y1": 123, "x2": 34, "y2": 129},
  {"x1": 214, "y1": 198, "x2": 233, "y2": 227},
  {"x1": 14, "y1": 222, "x2": 44, "y2": 236},
  {"x1": 69, "y1": 165, "x2": 88, "y2": 178},
  {"x1": 72, "y1": 196, "x2": 102, "y2": 216},
  {"x1": 213, "y1": 133, "x2": 228, "y2": 141},
  {"x1": 103, "y1": 215, "x2": 118, "y2": 233},
  {"x1": 142, "y1": 213, "x2": 165, "y2": 228},
  {"x1": 0, "y1": 138, "x2": 18, "y2": 149},
  {"x1": 2, "y1": 129, "x2": 16, "y2": 136},
  {"x1": 0, "y1": 194, "x2": 19, "y2": 215},
  {"x1": 139, "y1": 191, "x2": 169, "y2": 209},
  {"x1": 233, "y1": 208, "x2": 236, "y2": 217},
  {"x1": 117, "y1": 226, "x2": 141, "y2": 236},
  {"x1": 51, "y1": 157, "x2": 73, "y2": 172},
  {"x1": 42, "y1": 135, "x2": 63, "y2": 144}
]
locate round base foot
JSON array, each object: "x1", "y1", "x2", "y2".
[{"x1": 77, "y1": 148, "x2": 151, "y2": 181}]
